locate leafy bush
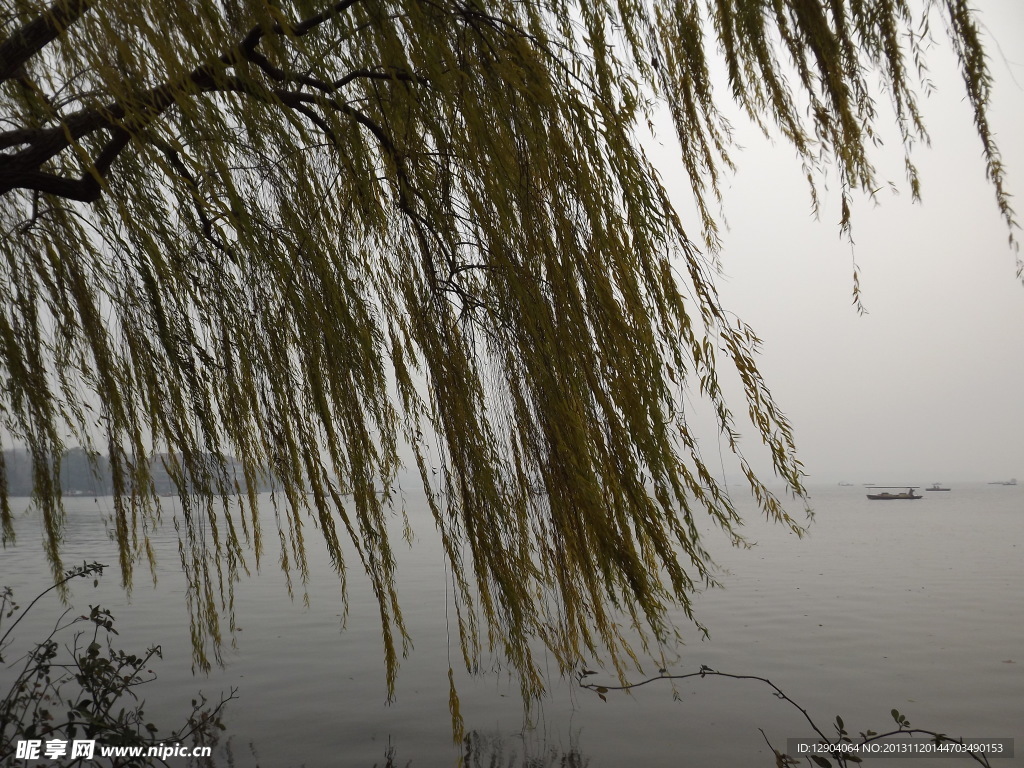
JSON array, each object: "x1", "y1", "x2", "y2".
[{"x1": 1, "y1": 563, "x2": 234, "y2": 767}]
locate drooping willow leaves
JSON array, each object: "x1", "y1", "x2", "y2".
[{"x1": 0, "y1": 0, "x2": 1016, "y2": 703}]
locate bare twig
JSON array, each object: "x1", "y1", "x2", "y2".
[{"x1": 578, "y1": 665, "x2": 994, "y2": 767}]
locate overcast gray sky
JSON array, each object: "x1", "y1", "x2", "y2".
[
  {"x1": 665, "y1": 0, "x2": 1024, "y2": 485},
  {"x1": 4, "y1": 2, "x2": 1017, "y2": 490}
]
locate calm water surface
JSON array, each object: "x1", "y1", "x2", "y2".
[{"x1": 1, "y1": 483, "x2": 1021, "y2": 766}]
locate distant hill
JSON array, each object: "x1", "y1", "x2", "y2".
[{"x1": 1, "y1": 448, "x2": 271, "y2": 497}]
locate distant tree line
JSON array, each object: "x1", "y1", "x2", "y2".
[{"x1": 1, "y1": 449, "x2": 269, "y2": 497}]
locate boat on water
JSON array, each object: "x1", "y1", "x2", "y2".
[
  {"x1": 926, "y1": 483, "x2": 951, "y2": 491},
  {"x1": 866, "y1": 487, "x2": 922, "y2": 500},
  {"x1": 988, "y1": 478, "x2": 1017, "y2": 486}
]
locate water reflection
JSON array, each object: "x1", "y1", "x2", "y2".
[
  {"x1": 461, "y1": 731, "x2": 587, "y2": 768},
  {"x1": 363, "y1": 731, "x2": 589, "y2": 768},
  {"x1": 208, "y1": 731, "x2": 589, "y2": 768}
]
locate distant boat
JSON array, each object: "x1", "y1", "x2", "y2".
[
  {"x1": 925, "y1": 483, "x2": 951, "y2": 492},
  {"x1": 988, "y1": 478, "x2": 1017, "y2": 486},
  {"x1": 866, "y1": 487, "x2": 922, "y2": 500},
  {"x1": 838, "y1": 482, "x2": 854, "y2": 487}
]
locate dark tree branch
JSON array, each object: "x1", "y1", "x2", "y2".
[
  {"x1": 332, "y1": 68, "x2": 427, "y2": 90},
  {"x1": 232, "y1": 0, "x2": 365, "y2": 59},
  {"x1": 0, "y1": 125, "x2": 129, "y2": 202},
  {"x1": 0, "y1": 0, "x2": 99, "y2": 84},
  {"x1": 153, "y1": 141, "x2": 239, "y2": 266},
  {"x1": 0, "y1": 70, "x2": 224, "y2": 197},
  {"x1": 1, "y1": 0, "x2": 380, "y2": 201},
  {"x1": 242, "y1": 45, "x2": 426, "y2": 94},
  {"x1": 0, "y1": 167, "x2": 97, "y2": 201},
  {"x1": 0, "y1": 0, "x2": 427, "y2": 203}
]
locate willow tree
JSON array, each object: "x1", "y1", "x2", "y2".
[{"x1": 0, "y1": 0, "x2": 1015, "y2": 704}]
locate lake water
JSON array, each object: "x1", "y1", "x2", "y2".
[{"x1": 1, "y1": 483, "x2": 1021, "y2": 766}]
